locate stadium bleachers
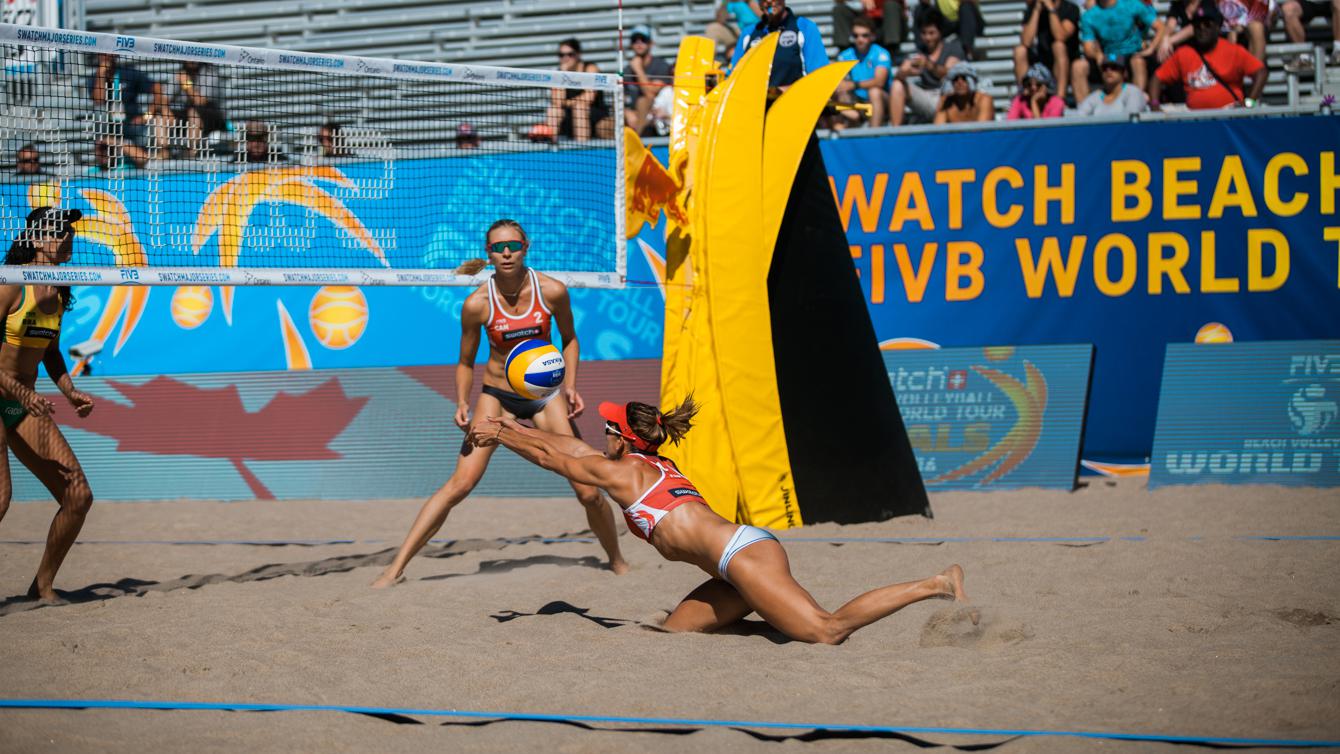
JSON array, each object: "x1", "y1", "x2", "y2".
[{"x1": 3, "y1": 0, "x2": 1335, "y2": 173}]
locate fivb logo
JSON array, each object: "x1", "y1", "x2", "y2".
[
  {"x1": 1289, "y1": 353, "x2": 1340, "y2": 377},
  {"x1": 114, "y1": 36, "x2": 136, "y2": 52}
]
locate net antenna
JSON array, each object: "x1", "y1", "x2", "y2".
[{"x1": 0, "y1": 24, "x2": 626, "y2": 288}]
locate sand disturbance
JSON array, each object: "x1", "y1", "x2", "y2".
[{"x1": 1, "y1": 478, "x2": 1337, "y2": 752}]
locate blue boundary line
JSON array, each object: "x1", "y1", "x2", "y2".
[
  {"x1": 2, "y1": 535, "x2": 1337, "y2": 546},
  {"x1": 1, "y1": 698, "x2": 1337, "y2": 748}
]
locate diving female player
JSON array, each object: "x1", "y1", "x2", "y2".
[
  {"x1": 0, "y1": 207, "x2": 97, "y2": 603},
  {"x1": 468, "y1": 396, "x2": 971, "y2": 644},
  {"x1": 372, "y1": 219, "x2": 627, "y2": 587}
]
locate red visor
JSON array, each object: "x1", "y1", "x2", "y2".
[{"x1": 598, "y1": 401, "x2": 661, "y2": 453}]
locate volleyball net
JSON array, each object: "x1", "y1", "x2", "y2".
[{"x1": 0, "y1": 24, "x2": 625, "y2": 287}]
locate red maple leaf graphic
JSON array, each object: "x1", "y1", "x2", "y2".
[{"x1": 44, "y1": 376, "x2": 369, "y2": 499}]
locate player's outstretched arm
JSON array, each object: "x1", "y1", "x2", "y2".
[{"x1": 470, "y1": 417, "x2": 616, "y2": 486}]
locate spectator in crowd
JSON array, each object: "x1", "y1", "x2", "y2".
[
  {"x1": 317, "y1": 121, "x2": 352, "y2": 158},
  {"x1": 705, "y1": 1, "x2": 763, "y2": 54},
  {"x1": 624, "y1": 25, "x2": 673, "y2": 136},
  {"x1": 1279, "y1": 0, "x2": 1340, "y2": 70},
  {"x1": 934, "y1": 61, "x2": 994, "y2": 122},
  {"x1": 1150, "y1": 2, "x2": 1266, "y2": 109},
  {"x1": 238, "y1": 121, "x2": 287, "y2": 164},
  {"x1": 730, "y1": 0, "x2": 829, "y2": 90},
  {"x1": 890, "y1": 10, "x2": 965, "y2": 124},
  {"x1": 1217, "y1": 0, "x2": 1268, "y2": 63},
  {"x1": 834, "y1": 0, "x2": 907, "y2": 55},
  {"x1": 1014, "y1": 0, "x2": 1079, "y2": 103},
  {"x1": 1073, "y1": 0, "x2": 1162, "y2": 103},
  {"x1": 455, "y1": 122, "x2": 481, "y2": 149},
  {"x1": 912, "y1": 0, "x2": 986, "y2": 60},
  {"x1": 168, "y1": 61, "x2": 226, "y2": 158},
  {"x1": 88, "y1": 53, "x2": 166, "y2": 163},
  {"x1": 1072, "y1": 53, "x2": 1150, "y2": 114},
  {"x1": 87, "y1": 136, "x2": 136, "y2": 175},
  {"x1": 834, "y1": 16, "x2": 894, "y2": 127},
  {"x1": 533, "y1": 39, "x2": 614, "y2": 142},
  {"x1": 1154, "y1": 0, "x2": 1201, "y2": 62},
  {"x1": 1007, "y1": 63, "x2": 1065, "y2": 118},
  {"x1": 15, "y1": 144, "x2": 41, "y2": 176}
]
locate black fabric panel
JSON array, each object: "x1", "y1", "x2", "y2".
[{"x1": 767, "y1": 137, "x2": 930, "y2": 523}]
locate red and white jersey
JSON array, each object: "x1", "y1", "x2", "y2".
[
  {"x1": 486, "y1": 268, "x2": 552, "y2": 352},
  {"x1": 622, "y1": 453, "x2": 709, "y2": 541}
]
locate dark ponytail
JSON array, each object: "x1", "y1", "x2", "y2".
[
  {"x1": 626, "y1": 395, "x2": 699, "y2": 447},
  {"x1": 6, "y1": 235, "x2": 75, "y2": 311}
]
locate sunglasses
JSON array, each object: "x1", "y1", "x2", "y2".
[
  {"x1": 852, "y1": 32, "x2": 873, "y2": 38},
  {"x1": 487, "y1": 240, "x2": 525, "y2": 254},
  {"x1": 605, "y1": 422, "x2": 621, "y2": 437},
  {"x1": 558, "y1": 51, "x2": 577, "y2": 59},
  {"x1": 631, "y1": 35, "x2": 650, "y2": 43}
]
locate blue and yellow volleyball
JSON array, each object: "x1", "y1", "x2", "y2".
[{"x1": 505, "y1": 339, "x2": 566, "y2": 400}]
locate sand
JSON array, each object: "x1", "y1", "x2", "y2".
[{"x1": 1, "y1": 477, "x2": 1338, "y2": 752}]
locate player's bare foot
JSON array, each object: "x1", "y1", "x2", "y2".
[
  {"x1": 939, "y1": 564, "x2": 978, "y2": 625},
  {"x1": 27, "y1": 581, "x2": 66, "y2": 605},
  {"x1": 940, "y1": 564, "x2": 968, "y2": 602},
  {"x1": 370, "y1": 571, "x2": 406, "y2": 589},
  {"x1": 609, "y1": 558, "x2": 631, "y2": 576}
]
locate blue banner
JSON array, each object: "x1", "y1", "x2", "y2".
[
  {"x1": 1149, "y1": 340, "x2": 1340, "y2": 488},
  {"x1": 820, "y1": 116, "x2": 1340, "y2": 461},
  {"x1": 0, "y1": 151, "x2": 662, "y2": 374},
  {"x1": 884, "y1": 344, "x2": 1092, "y2": 489}
]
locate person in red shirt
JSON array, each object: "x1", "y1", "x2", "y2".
[{"x1": 1150, "y1": 2, "x2": 1265, "y2": 109}]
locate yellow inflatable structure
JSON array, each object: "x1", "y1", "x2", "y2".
[{"x1": 624, "y1": 37, "x2": 854, "y2": 528}]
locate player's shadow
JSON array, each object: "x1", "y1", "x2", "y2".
[
  {"x1": 421, "y1": 554, "x2": 607, "y2": 582},
  {"x1": 0, "y1": 577, "x2": 159, "y2": 616},
  {"x1": 490, "y1": 600, "x2": 637, "y2": 629}
]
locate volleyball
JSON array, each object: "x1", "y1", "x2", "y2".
[
  {"x1": 308, "y1": 286, "x2": 369, "y2": 350},
  {"x1": 170, "y1": 286, "x2": 213, "y2": 329},
  {"x1": 505, "y1": 339, "x2": 566, "y2": 400}
]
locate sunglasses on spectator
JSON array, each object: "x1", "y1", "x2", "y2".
[
  {"x1": 631, "y1": 34, "x2": 650, "y2": 43},
  {"x1": 487, "y1": 240, "x2": 526, "y2": 254},
  {"x1": 852, "y1": 32, "x2": 873, "y2": 39},
  {"x1": 558, "y1": 50, "x2": 577, "y2": 58}
]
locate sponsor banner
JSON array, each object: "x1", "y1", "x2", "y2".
[
  {"x1": 882, "y1": 344, "x2": 1093, "y2": 489},
  {"x1": 0, "y1": 151, "x2": 644, "y2": 375},
  {"x1": 817, "y1": 116, "x2": 1340, "y2": 460},
  {"x1": 1149, "y1": 340, "x2": 1340, "y2": 487},
  {"x1": 0, "y1": 23, "x2": 619, "y2": 90},
  {"x1": 11, "y1": 360, "x2": 660, "y2": 502}
]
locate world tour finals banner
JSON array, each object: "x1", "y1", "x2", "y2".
[{"x1": 821, "y1": 115, "x2": 1340, "y2": 462}]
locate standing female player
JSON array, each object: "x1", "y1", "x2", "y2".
[
  {"x1": 468, "y1": 398, "x2": 972, "y2": 644},
  {"x1": 0, "y1": 207, "x2": 96, "y2": 603},
  {"x1": 373, "y1": 219, "x2": 628, "y2": 587}
]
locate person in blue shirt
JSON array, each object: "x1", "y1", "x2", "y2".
[
  {"x1": 1073, "y1": 0, "x2": 1164, "y2": 102},
  {"x1": 730, "y1": 0, "x2": 829, "y2": 89},
  {"x1": 834, "y1": 16, "x2": 894, "y2": 127},
  {"x1": 705, "y1": 1, "x2": 763, "y2": 53}
]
